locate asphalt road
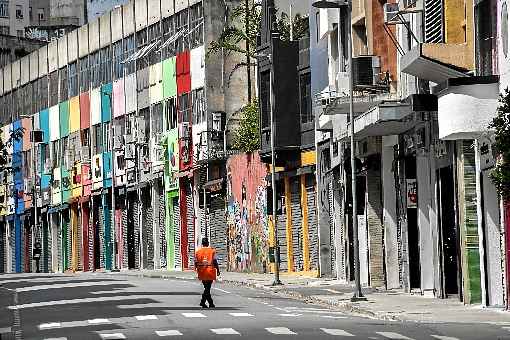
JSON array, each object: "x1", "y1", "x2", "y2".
[{"x1": 0, "y1": 272, "x2": 509, "y2": 340}]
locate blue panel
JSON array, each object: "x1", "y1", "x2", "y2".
[
  {"x1": 15, "y1": 182, "x2": 24, "y2": 214},
  {"x1": 101, "y1": 83, "x2": 113, "y2": 123},
  {"x1": 39, "y1": 109, "x2": 50, "y2": 144},
  {"x1": 12, "y1": 120, "x2": 22, "y2": 153},
  {"x1": 15, "y1": 216, "x2": 21, "y2": 273},
  {"x1": 103, "y1": 152, "x2": 112, "y2": 188},
  {"x1": 13, "y1": 153, "x2": 23, "y2": 184}
]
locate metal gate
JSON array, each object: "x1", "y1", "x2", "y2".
[
  {"x1": 290, "y1": 177, "x2": 303, "y2": 271},
  {"x1": 186, "y1": 185, "x2": 194, "y2": 269},
  {"x1": 141, "y1": 188, "x2": 154, "y2": 269},
  {"x1": 42, "y1": 213, "x2": 51, "y2": 273},
  {"x1": 277, "y1": 185, "x2": 288, "y2": 272},
  {"x1": 158, "y1": 183, "x2": 167, "y2": 269},
  {"x1": 121, "y1": 204, "x2": 128, "y2": 269},
  {"x1": 209, "y1": 194, "x2": 227, "y2": 266},
  {"x1": 63, "y1": 210, "x2": 71, "y2": 271},
  {"x1": 328, "y1": 182, "x2": 337, "y2": 276},
  {"x1": 0, "y1": 222, "x2": 4, "y2": 273},
  {"x1": 306, "y1": 175, "x2": 319, "y2": 270},
  {"x1": 9, "y1": 220, "x2": 15, "y2": 272},
  {"x1": 172, "y1": 197, "x2": 181, "y2": 269}
]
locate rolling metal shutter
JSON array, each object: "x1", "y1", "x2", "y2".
[
  {"x1": 122, "y1": 206, "x2": 128, "y2": 269},
  {"x1": 88, "y1": 206, "x2": 95, "y2": 271},
  {"x1": 77, "y1": 209, "x2": 83, "y2": 271},
  {"x1": 306, "y1": 175, "x2": 319, "y2": 270},
  {"x1": 0, "y1": 222, "x2": 4, "y2": 273},
  {"x1": 172, "y1": 197, "x2": 181, "y2": 269},
  {"x1": 328, "y1": 182, "x2": 337, "y2": 276},
  {"x1": 42, "y1": 215, "x2": 51, "y2": 273},
  {"x1": 277, "y1": 198, "x2": 288, "y2": 272},
  {"x1": 290, "y1": 178, "x2": 303, "y2": 272},
  {"x1": 209, "y1": 195, "x2": 227, "y2": 267},
  {"x1": 64, "y1": 211, "x2": 71, "y2": 271},
  {"x1": 424, "y1": 0, "x2": 444, "y2": 43},
  {"x1": 158, "y1": 184, "x2": 167, "y2": 269},
  {"x1": 142, "y1": 189, "x2": 154, "y2": 270},
  {"x1": 134, "y1": 199, "x2": 141, "y2": 269},
  {"x1": 9, "y1": 221, "x2": 15, "y2": 272},
  {"x1": 186, "y1": 185, "x2": 194, "y2": 269},
  {"x1": 98, "y1": 205, "x2": 105, "y2": 269}
]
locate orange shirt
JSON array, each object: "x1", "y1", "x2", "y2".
[{"x1": 195, "y1": 247, "x2": 218, "y2": 281}]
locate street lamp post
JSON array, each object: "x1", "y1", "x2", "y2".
[{"x1": 312, "y1": 0, "x2": 365, "y2": 301}]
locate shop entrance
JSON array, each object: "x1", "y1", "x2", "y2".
[
  {"x1": 405, "y1": 155, "x2": 421, "y2": 290},
  {"x1": 127, "y1": 192, "x2": 137, "y2": 269}
]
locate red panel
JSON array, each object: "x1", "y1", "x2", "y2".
[
  {"x1": 180, "y1": 181, "x2": 188, "y2": 269},
  {"x1": 82, "y1": 202, "x2": 90, "y2": 272},
  {"x1": 80, "y1": 92, "x2": 91, "y2": 129},
  {"x1": 178, "y1": 138, "x2": 193, "y2": 171},
  {"x1": 176, "y1": 51, "x2": 191, "y2": 95}
]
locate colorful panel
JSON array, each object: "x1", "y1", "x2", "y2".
[
  {"x1": 39, "y1": 109, "x2": 50, "y2": 144},
  {"x1": 163, "y1": 57, "x2": 177, "y2": 99},
  {"x1": 41, "y1": 174, "x2": 52, "y2": 206},
  {"x1": 125, "y1": 73, "x2": 137, "y2": 114},
  {"x1": 101, "y1": 83, "x2": 113, "y2": 123},
  {"x1": 80, "y1": 93, "x2": 91, "y2": 129},
  {"x1": 190, "y1": 46, "x2": 205, "y2": 90},
  {"x1": 82, "y1": 164, "x2": 92, "y2": 197},
  {"x1": 2, "y1": 124, "x2": 13, "y2": 155},
  {"x1": 49, "y1": 106, "x2": 60, "y2": 142},
  {"x1": 69, "y1": 96, "x2": 81, "y2": 133},
  {"x1": 90, "y1": 88, "x2": 102, "y2": 126},
  {"x1": 21, "y1": 118, "x2": 31, "y2": 152},
  {"x1": 59, "y1": 101, "x2": 70, "y2": 138},
  {"x1": 92, "y1": 154, "x2": 103, "y2": 191},
  {"x1": 176, "y1": 51, "x2": 191, "y2": 95},
  {"x1": 61, "y1": 167, "x2": 71, "y2": 202},
  {"x1": 12, "y1": 120, "x2": 22, "y2": 153},
  {"x1": 113, "y1": 79, "x2": 125, "y2": 118},
  {"x1": 52, "y1": 167, "x2": 62, "y2": 206},
  {"x1": 103, "y1": 152, "x2": 112, "y2": 188},
  {"x1": 71, "y1": 162, "x2": 82, "y2": 198},
  {"x1": 150, "y1": 62, "x2": 163, "y2": 105}
]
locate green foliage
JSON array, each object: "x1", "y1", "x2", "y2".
[
  {"x1": 275, "y1": 12, "x2": 310, "y2": 42},
  {"x1": 489, "y1": 89, "x2": 510, "y2": 199},
  {"x1": 233, "y1": 101, "x2": 260, "y2": 153}
]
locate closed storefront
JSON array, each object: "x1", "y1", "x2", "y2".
[
  {"x1": 306, "y1": 175, "x2": 319, "y2": 271},
  {"x1": 0, "y1": 221, "x2": 5, "y2": 273},
  {"x1": 290, "y1": 177, "x2": 303, "y2": 272},
  {"x1": 209, "y1": 193, "x2": 227, "y2": 267},
  {"x1": 172, "y1": 196, "x2": 181, "y2": 269}
]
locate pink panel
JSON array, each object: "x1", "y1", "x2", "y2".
[
  {"x1": 21, "y1": 118, "x2": 31, "y2": 152},
  {"x1": 113, "y1": 79, "x2": 126, "y2": 118}
]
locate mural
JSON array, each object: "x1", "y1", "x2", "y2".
[{"x1": 226, "y1": 152, "x2": 269, "y2": 273}]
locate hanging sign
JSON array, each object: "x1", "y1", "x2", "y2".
[{"x1": 406, "y1": 179, "x2": 417, "y2": 208}]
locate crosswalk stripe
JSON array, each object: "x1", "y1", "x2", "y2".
[
  {"x1": 100, "y1": 333, "x2": 126, "y2": 340},
  {"x1": 182, "y1": 312, "x2": 206, "y2": 318},
  {"x1": 320, "y1": 315, "x2": 348, "y2": 319},
  {"x1": 278, "y1": 313, "x2": 302, "y2": 317},
  {"x1": 376, "y1": 332, "x2": 414, "y2": 340},
  {"x1": 431, "y1": 336, "x2": 460, "y2": 340},
  {"x1": 135, "y1": 315, "x2": 158, "y2": 321},
  {"x1": 155, "y1": 330, "x2": 183, "y2": 336},
  {"x1": 211, "y1": 328, "x2": 241, "y2": 335},
  {"x1": 88, "y1": 319, "x2": 110, "y2": 324},
  {"x1": 266, "y1": 327, "x2": 297, "y2": 335},
  {"x1": 39, "y1": 322, "x2": 61, "y2": 330},
  {"x1": 321, "y1": 328, "x2": 355, "y2": 336},
  {"x1": 229, "y1": 313, "x2": 253, "y2": 317},
  {"x1": 44, "y1": 338, "x2": 67, "y2": 340}
]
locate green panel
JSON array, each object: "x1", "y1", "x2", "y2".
[
  {"x1": 59, "y1": 101, "x2": 70, "y2": 137},
  {"x1": 467, "y1": 248, "x2": 482, "y2": 303},
  {"x1": 163, "y1": 57, "x2": 177, "y2": 99}
]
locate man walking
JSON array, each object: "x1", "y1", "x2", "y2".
[{"x1": 195, "y1": 237, "x2": 220, "y2": 308}]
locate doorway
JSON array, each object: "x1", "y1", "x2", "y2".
[
  {"x1": 127, "y1": 192, "x2": 137, "y2": 269},
  {"x1": 437, "y1": 165, "x2": 459, "y2": 297},
  {"x1": 405, "y1": 155, "x2": 421, "y2": 289}
]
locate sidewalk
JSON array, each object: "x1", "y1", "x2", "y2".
[{"x1": 112, "y1": 269, "x2": 510, "y2": 324}]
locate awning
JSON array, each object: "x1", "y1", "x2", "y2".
[
  {"x1": 324, "y1": 92, "x2": 400, "y2": 115},
  {"x1": 401, "y1": 44, "x2": 468, "y2": 84}
]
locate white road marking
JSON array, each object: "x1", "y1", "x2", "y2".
[
  {"x1": 155, "y1": 330, "x2": 183, "y2": 336},
  {"x1": 16, "y1": 281, "x2": 121, "y2": 292},
  {"x1": 8, "y1": 294, "x2": 172, "y2": 310},
  {"x1": 182, "y1": 313, "x2": 206, "y2": 318},
  {"x1": 322, "y1": 289, "x2": 342, "y2": 294},
  {"x1": 211, "y1": 328, "x2": 241, "y2": 335},
  {"x1": 278, "y1": 313, "x2": 302, "y2": 317},
  {"x1": 90, "y1": 290, "x2": 124, "y2": 295},
  {"x1": 266, "y1": 327, "x2": 297, "y2": 335},
  {"x1": 229, "y1": 313, "x2": 253, "y2": 317},
  {"x1": 39, "y1": 322, "x2": 61, "y2": 330},
  {"x1": 321, "y1": 328, "x2": 355, "y2": 336},
  {"x1": 88, "y1": 319, "x2": 110, "y2": 324},
  {"x1": 320, "y1": 315, "x2": 348, "y2": 319},
  {"x1": 44, "y1": 338, "x2": 68, "y2": 340},
  {"x1": 268, "y1": 304, "x2": 274, "y2": 307},
  {"x1": 431, "y1": 336, "x2": 460, "y2": 340},
  {"x1": 0, "y1": 327, "x2": 11, "y2": 334},
  {"x1": 100, "y1": 333, "x2": 126, "y2": 340},
  {"x1": 135, "y1": 315, "x2": 158, "y2": 321},
  {"x1": 376, "y1": 332, "x2": 414, "y2": 339},
  {"x1": 214, "y1": 288, "x2": 231, "y2": 294}
]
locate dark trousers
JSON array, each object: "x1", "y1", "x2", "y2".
[{"x1": 201, "y1": 280, "x2": 214, "y2": 306}]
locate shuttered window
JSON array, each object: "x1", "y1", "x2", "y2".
[{"x1": 424, "y1": 0, "x2": 444, "y2": 43}]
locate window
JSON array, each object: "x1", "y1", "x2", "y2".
[
  {"x1": 40, "y1": 143, "x2": 50, "y2": 173},
  {"x1": 176, "y1": 9, "x2": 189, "y2": 52},
  {"x1": 299, "y1": 72, "x2": 312, "y2": 123},
  {"x1": 69, "y1": 62, "x2": 78, "y2": 97},
  {"x1": 0, "y1": 25, "x2": 8, "y2": 35},
  {"x1": 12, "y1": 89, "x2": 19, "y2": 119},
  {"x1": 51, "y1": 140, "x2": 60, "y2": 168},
  {"x1": 0, "y1": 1, "x2": 8, "y2": 18},
  {"x1": 93, "y1": 124, "x2": 102, "y2": 154},
  {"x1": 103, "y1": 122, "x2": 111, "y2": 152},
  {"x1": 1, "y1": 92, "x2": 10, "y2": 124},
  {"x1": 191, "y1": 88, "x2": 205, "y2": 124},
  {"x1": 81, "y1": 128, "x2": 90, "y2": 147},
  {"x1": 15, "y1": 5, "x2": 23, "y2": 19},
  {"x1": 503, "y1": 3, "x2": 509, "y2": 58},
  {"x1": 178, "y1": 93, "x2": 191, "y2": 123},
  {"x1": 100, "y1": 46, "x2": 112, "y2": 84},
  {"x1": 79, "y1": 56, "x2": 89, "y2": 92},
  {"x1": 165, "y1": 98, "x2": 177, "y2": 130},
  {"x1": 152, "y1": 102, "x2": 164, "y2": 136},
  {"x1": 123, "y1": 34, "x2": 135, "y2": 75},
  {"x1": 89, "y1": 51, "x2": 100, "y2": 88},
  {"x1": 32, "y1": 79, "x2": 39, "y2": 114},
  {"x1": 190, "y1": 2, "x2": 204, "y2": 49},
  {"x1": 162, "y1": 15, "x2": 177, "y2": 59},
  {"x1": 113, "y1": 40, "x2": 123, "y2": 80},
  {"x1": 49, "y1": 71, "x2": 58, "y2": 106},
  {"x1": 22, "y1": 83, "x2": 32, "y2": 115},
  {"x1": 29, "y1": 7, "x2": 32, "y2": 20},
  {"x1": 39, "y1": 76, "x2": 48, "y2": 111},
  {"x1": 61, "y1": 136, "x2": 69, "y2": 169},
  {"x1": 260, "y1": 71, "x2": 270, "y2": 129},
  {"x1": 140, "y1": 107, "x2": 150, "y2": 143},
  {"x1": 38, "y1": 8, "x2": 44, "y2": 21},
  {"x1": 147, "y1": 23, "x2": 161, "y2": 66},
  {"x1": 136, "y1": 28, "x2": 148, "y2": 71},
  {"x1": 59, "y1": 67, "x2": 68, "y2": 101}
]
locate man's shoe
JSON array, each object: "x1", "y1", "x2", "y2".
[
  {"x1": 200, "y1": 303, "x2": 208, "y2": 308},
  {"x1": 209, "y1": 304, "x2": 216, "y2": 308}
]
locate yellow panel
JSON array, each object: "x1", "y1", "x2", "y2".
[
  {"x1": 301, "y1": 151, "x2": 316, "y2": 167},
  {"x1": 69, "y1": 96, "x2": 81, "y2": 133}
]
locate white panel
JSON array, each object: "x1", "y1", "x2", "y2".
[
  {"x1": 90, "y1": 87, "x2": 102, "y2": 125},
  {"x1": 0, "y1": 68, "x2": 3, "y2": 96},
  {"x1": 111, "y1": 6, "x2": 123, "y2": 42},
  {"x1": 175, "y1": 0, "x2": 187, "y2": 12},
  {"x1": 149, "y1": 62, "x2": 163, "y2": 104},
  {"x1": 89, "y1": 19, "x2": 100, "y2": 53},
  {"x1": 161, "y1": 0, "x2": 174, "y2": 18},
  {"x1": 100, "y1": 12, "x2": 112, "y2": 48},
  {"x1": 49, "y1": 105, "x2": 60, "y2": 141},
  {"x1": 78, "y1": 25, "x2": 89, "y2": 58},
  {"x1": 48, "y1": 41, "x2": 58, "y2": 73},
  {"x1": 12, "y1": 60, "x2": 21, "y2": 90},
  {"x1": 3, "y1": 65, "x2": 11, "y2": 93},
  {"x1": 190, "y1": 46, "x2": 205, "y2": 90},
  {"x1": 125, "y1": 73, "x2": 137, "y2": 113},
  {"x1": 135, "y1": 0, "x2": 148, "y2": 31},
  {"x1": 57, "y1": 35, "x2": 68, "y2": 69},
  {"x1": 20, "y1": 56, "x2": 30, "y2": 85},
  {"x1": 39, "y1": 46, "x2": 48, "y2": 77},
  {"x1": 68, "y1": 29, "x2": 79, "y2": 63},
  {"x1": 147, "y1": 0, "x2": 161, "y2": 25},
  {"x1": 123, "y1": 1, "x2": 135, "y2": 37},
  {"x1": 30, "y1": 51, "x2": 39, "y2": 82}
]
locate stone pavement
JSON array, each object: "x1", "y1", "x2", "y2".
[{"x1": 112, "y1": 269, "x2": 510, "y2": 325}]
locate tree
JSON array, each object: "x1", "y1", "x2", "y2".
[
  {"x1": 275, "y1": 12, "x2": 309, "y2": 42},
  {"x1": 233, "y1": 100, "x2": 260, "y2": 153},
  {"x1": 489, "y1": 89, "x2": 510, "y2": 199}
]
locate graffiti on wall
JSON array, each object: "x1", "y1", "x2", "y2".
[{"x1": 226, "y1": 152, "x2": 269, "y2": 272}]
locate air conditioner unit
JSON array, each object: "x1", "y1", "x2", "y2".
[
  {"x1": 114, "y1": 135, "x2": 123, "y2": 150},
  {"x1": 154, "y1": 146, "x2": 165, "y2": 161},
  {"x1": 384, "y1": 3, "x2": 399, "y2": 23},
  {"x1": 136, "y1": 117, "x2": 146, "y2": 143},
  {"x1": 125, "y1": 133, "x2": 134, "y2": 144},
  {"x1": 352, "y1": 56, "x2": 381, "y2": 87},
  {"x1": 180, "y1": 122, "x2": 191, "y2": 140},
  {"x1": 125, "y1": 144, "x2": 135, "y2": 160},
  {"x1": 154, "y1": 132, "x2": 163, "y2": 144},
  {"x1": 181, "y1": 144, "x2": 190, "y2": 164},
  {"x1": 212, "y1": 112, "x2": 223, "y2": 132},
  {"x1": 399, "y1": 0, "x2": 423, "y2": 10},
  {"x1": 24, "y1": 179, "x2": 33, "y2": 193}
]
